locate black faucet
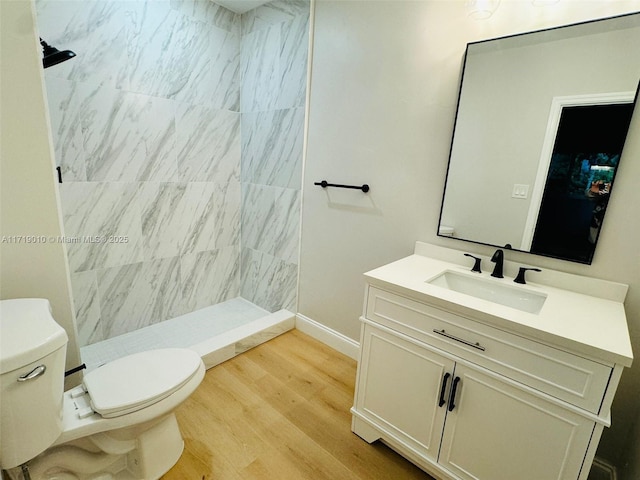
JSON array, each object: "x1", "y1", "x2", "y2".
[
  {"x1": 490, "y1": 249, "x2": 504, "y2": 278},
  {"x1": 464, "y1": 253, "x2": 482, "y2": 273},
  {"x1": 514, "y1": 267, "x2": 542, "y2": 285}
]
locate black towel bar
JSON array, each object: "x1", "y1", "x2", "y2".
[{"x1": 314, "y1": 180, "x2": 370, "y2": 193}]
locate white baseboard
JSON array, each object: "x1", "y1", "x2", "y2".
[{"x1": 295, "y1": 313, "x2": 359, "y2": 360}]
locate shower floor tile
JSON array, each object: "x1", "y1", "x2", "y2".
[{"x1": 80, "y1": 297, "x2": 269, "y2": 371}]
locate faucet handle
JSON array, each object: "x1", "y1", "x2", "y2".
[
  {"x1": 464, "y1": 253, "x2": 482, "y2": 273},
  {"x1": 514, "y1": 267, "x2": 541, "y2": 285}
]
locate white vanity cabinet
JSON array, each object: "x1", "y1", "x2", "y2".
[
  {"x1": 436, "y1": 361, "x2": 592, "y2": 480},
  {"x1": 354, "y1": 321, "x2": 594, "y2": 480},
  {"x1": 355, "y1": 323, "x2": 454, "y2": 465},
  {"x1": 351, "y1": 256, "x2": 632, "y2": 480}
]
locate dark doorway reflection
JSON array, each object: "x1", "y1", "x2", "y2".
[{"x1": 531, "y1": 103, "x2": 634, "y2": 263}]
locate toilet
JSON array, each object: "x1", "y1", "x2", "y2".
[{"x1": 0, "y1": 298, "x2": 205, "y2": 480}]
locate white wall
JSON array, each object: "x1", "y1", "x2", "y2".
[
  {"x1": 299, "y1": 0, "x2": 640, "y2": 470},
  {"x1": 0, "y1": 0, "x2": 81, "y2": 387},
  {"x1": 300, "y1": 0, "x2": 459, "y2": 341}
]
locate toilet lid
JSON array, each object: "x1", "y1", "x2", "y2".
[{"x1": 83, "y1": 348, "x2": 202, "y2": 418}]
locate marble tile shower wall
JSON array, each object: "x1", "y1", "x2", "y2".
[
  {"x1": 37, "y1": 0, "x2": 307, "y2": 346},
  {"x1": 240, "y1": 1, "x2": 309, "y2": 313}
]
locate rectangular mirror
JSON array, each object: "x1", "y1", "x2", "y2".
[{"x1": 439, "y1": 13, "x2": 639, "y2": 264}]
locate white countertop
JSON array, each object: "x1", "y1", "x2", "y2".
[{"x1": 364, "y1": 252, "x2": 633, "y2": 367}]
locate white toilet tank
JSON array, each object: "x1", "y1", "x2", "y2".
[{"x1": 0, "y1": 298, "x2": 69, "y2": 469}]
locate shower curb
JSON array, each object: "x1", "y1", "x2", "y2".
[{"x1": 190, "y1": 310, "x2": 295, "y2": 369}]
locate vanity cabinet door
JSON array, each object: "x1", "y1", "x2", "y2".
[
  {"x1": 354, "y1": 324, "x2": 454, "y2": 463},
  {"x1": 438, "y1": 364, "x2": 595, "y2": 480}
]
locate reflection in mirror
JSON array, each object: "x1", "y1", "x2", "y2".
[
  {"x1": 439, "y1": 13, "x2": 639, "y2": 264},
  {"x1": 529, "y1": 99, "x2": 634, "y2": 262}
]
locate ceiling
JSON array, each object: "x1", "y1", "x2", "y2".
[{"x1": 214, "y1": 0, "x2": 270, "y2": 14}]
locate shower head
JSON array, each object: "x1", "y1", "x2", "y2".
[{"x1": 40, "y1": 38, "x2": 76, "y2": 69}]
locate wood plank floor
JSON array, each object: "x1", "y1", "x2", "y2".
[{"x1": 162, "y1": 329, "x2": 435, "y2": 480}]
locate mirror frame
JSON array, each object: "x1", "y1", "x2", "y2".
[{"x1": 438, "y1": 12, "x2": 640, "y2": 264}]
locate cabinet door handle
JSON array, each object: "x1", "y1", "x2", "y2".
[
  {"x1": 448, "y1": 376, "x2": 461, "y2": 412},
  {"x1": 433, "y1": 329, "x2": 486, "y2": 352},
  {"x1": 438, "y1": 372, "x2": 451, "y2": 407}
]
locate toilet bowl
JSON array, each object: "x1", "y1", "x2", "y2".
[{"x1": 0, "y1": 298, "x2": 205, "y2": 480}]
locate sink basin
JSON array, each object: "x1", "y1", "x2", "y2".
[{"x1": 427, "y1": 271, "x2": 547, "y2": 314}]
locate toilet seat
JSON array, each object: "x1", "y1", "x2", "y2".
[{"x1": 82, "y1": 348, "x2": 202, "y2": 418}]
